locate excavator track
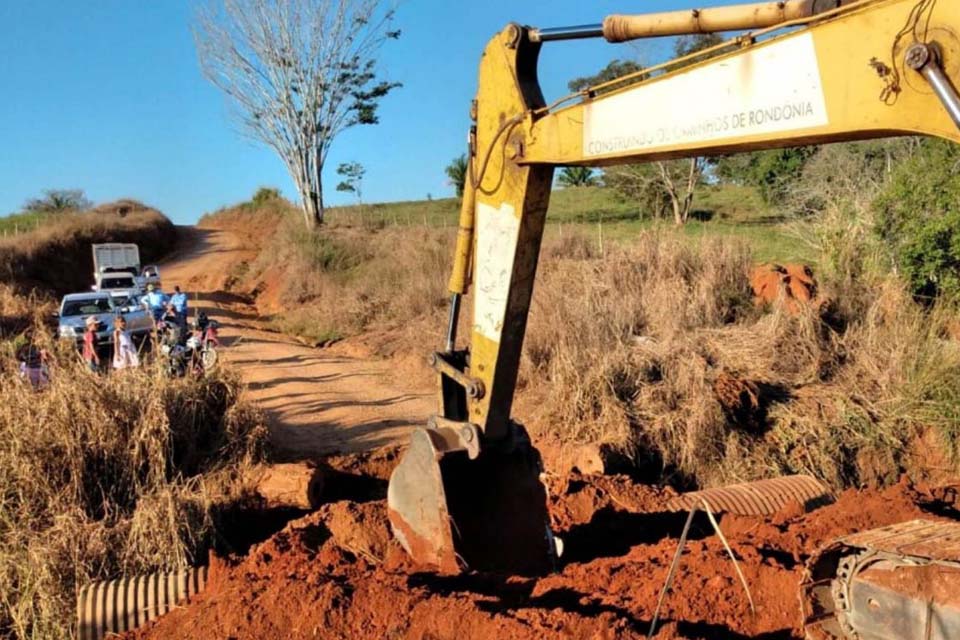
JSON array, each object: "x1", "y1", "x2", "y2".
[{"x1": 800, "y1": 519, "x2": 960, "y2": 640}]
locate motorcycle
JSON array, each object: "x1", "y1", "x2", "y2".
[
  {"x1": 157, "y1": 313, "x2": 219, "y2": 377},
  {"x1": 191, "y1": 312, "x2": 219, "y2": 372}
]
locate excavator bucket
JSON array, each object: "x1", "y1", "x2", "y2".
[
  {"x1": 387, "y1": 425, "x2": 554, "y2": 575},
  {"x1": 801, "y1": 519, "x2": 960, "y2": 640}
]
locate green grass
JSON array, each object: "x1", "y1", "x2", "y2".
[
  {"x1": 0, "y1": 211, "x2": 53, "y2": 236},
  {"x1": 326, "y1": 197, "x2": 459, "y2": 228},
  {"x1": 323, "y1": 184, "x2": 814, "y2": 265},
  {"x1": 553, "y1": 219, "x2": 814, "y2": 264}
]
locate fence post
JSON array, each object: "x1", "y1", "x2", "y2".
[{"x1": 597, "y1": 216, "x2": 604, "y2": 257}]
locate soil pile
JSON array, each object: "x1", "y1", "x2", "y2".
[
  {"x1": 749, "y1": 263, "x2": 817, "y2": 312},
  {"x1": 129, "y1": 470, "x2": 955, "y2": 640}
]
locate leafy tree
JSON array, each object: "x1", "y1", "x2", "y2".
[
  {"x1": 194, "y1": 0, "x2": 401, "y2": 228},
  {"x1": 603, "y1": 164, "x2": 672, "y2": 220},
  {"x1": 445, "y1": 154, "x2": 468, "y2": 199},
  {"x1": 557, "y1": 167, "x2": 599, "y2": 188},
  {"x1": 716, "y1": 147, "x2": 818, "y2": 205},
  {"x1": 779, "y1": 140, "x2": 916, "y2": 286},
  {"x1": 23, "y1": 189, "x2": 91, "y2": 213},
  {"x1": 335, "y1": 162, "x2": 366, "y2": 205},
  {"x1": 573, "y1": 35, "x2": 723, "y2": 224},
  {"x1": 673, "y1": 33, "x2": 725, "y2": 63},
  {"x1": 874, "y1": 139, "x2": 960, "y2": 299}
]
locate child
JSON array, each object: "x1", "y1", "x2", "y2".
[
  {"x1": 112, "y1": 315, "x2": 140, "y2": 370},
  {"x1": 83, "y1": 316, "x2": 101, "y2": 372}
]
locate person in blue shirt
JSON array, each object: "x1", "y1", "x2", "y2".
[
  {"x1": 170, "y1": 286, "x2": 189, "y2": 323},
  {"x1": 143, "y1": 283, "x2": 169, "y2": 323}
]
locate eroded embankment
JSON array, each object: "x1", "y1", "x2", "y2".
[{"x1": 128, "y1": 450, "x2": 958, "y2": 640}]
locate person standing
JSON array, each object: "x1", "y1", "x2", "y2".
[
  {"x1": 170, "y1": 286, "x2": 189, "y2": 324},
  {"x1": 144, "y1": 283, "x2": 168, "y2": 324},
  {"x1": 83, "y1": 316, "x2": 101, "y2": 373},
  {"x1": 112, "y1": 315, "x2": 140, "y2": 370}
]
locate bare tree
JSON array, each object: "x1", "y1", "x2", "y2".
[
  {"x1": 569, "y1": 35, "x2": 721, "y2": 225},
  {"x1": 194, "y1": 0, "x2": 400, "y2": 228}
]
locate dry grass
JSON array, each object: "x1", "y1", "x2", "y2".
[
  {"x1": 0, "y1": 201, "x2": 177, "y2": 296},
  {"x1": 239, "y1": 215, "x2": 452, "y2": 345},
  {"x1": 202, "y1": 199, "x2": 960, "y2": 491},
  {"x1": 0, "y1": 284, "x2": 54, "y2": 339},
  {"x1": 523, "y1": 231, "x2": 960, "y2": 489},
  {"x1": 522, "y1": 232, "x2": 755, "y2": 477},
  {"x1": 0, "y1": 323, "x2": 267, "y2": 638}
]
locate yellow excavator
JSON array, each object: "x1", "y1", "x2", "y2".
[{"x1": 388, "y1": 0, "x2": 960, "y2": 635}]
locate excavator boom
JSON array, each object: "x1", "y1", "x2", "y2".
[{"x1": 387, "y1": 0, "x2": 960, "y2": 597}]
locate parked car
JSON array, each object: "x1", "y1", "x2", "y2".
[{"x1": 57, "y1": 292, "x2": 153, "y2": 345}]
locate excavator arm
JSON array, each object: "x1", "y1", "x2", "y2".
[{"x1": 388, "y1": 0, "x2": 960, "y2": 586}]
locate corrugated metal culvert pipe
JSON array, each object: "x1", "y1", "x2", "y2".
[{"x1": 76, "y1": 566, "x2": 208, "y2": 640}]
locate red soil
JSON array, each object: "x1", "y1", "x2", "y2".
[
  {"x1": 128, "y1": 472, "x2": 956, "y2": 640},
  {"x1": 750, "y1": 263, "x2": 817, "y2": 313}
]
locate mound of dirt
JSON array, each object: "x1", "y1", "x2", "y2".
[
  {"x1": 128, "y1": 471, "x2": 954, "y2": 640},
  {"x1": 750, "y1": 263, "x2": 817, "y2": 313},
  {"x1": 89, "y1": 199, "x2": 155, "y2": 217}
]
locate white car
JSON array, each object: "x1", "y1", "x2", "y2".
[{"x1": 58, "y1": 292, "x2": 153, "y2": 345}]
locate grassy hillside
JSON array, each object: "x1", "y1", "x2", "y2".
[
  {"x1": 203, "y1": 191, "x2": 960, "y2": 492},
  {"x1": 0, "y1": 332, "x2": 266, "y2": 637},
  {"x1": 0, "y1": 211, "x2": 54, "y2": 237},
  {"x1": 320, "y1": 184, "x2": 813, "y2": 264},
  {"x1": 0, "y1": 201, "x2": 178, "y2": 296}
]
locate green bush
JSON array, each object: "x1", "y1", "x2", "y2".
[
  {"x1": 874, "y1": 139, "x2": 960, "y2": 299},
  {"x1": 251, "y1": 187, "x2": 282, "y2": 207}
]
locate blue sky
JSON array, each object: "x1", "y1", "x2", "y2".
[{"x1": 0, "y1": 1, "x2": 724, "y2": 224}]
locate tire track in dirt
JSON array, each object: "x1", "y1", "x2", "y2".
[{"x1": 161, "y1": 226, "x2": 433, "y2": 458}]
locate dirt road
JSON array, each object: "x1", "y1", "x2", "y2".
[{"x1": 161, "y1": 227, "x2": 433, "y2": 458}]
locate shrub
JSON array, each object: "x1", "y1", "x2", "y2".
[
  {"x1": 523, "y1": 232, "x2": 755, "y2": 468},
  {"x1": 22, "y1": 189, "x2": 91, "y2": 214},
  {"x1": 874, "y1": 139, "x2": 960, "y2": 299},
  {"x1": 258, "y1": 221, "x2": 451, "y2": 344},
  {"x1": 251, "y1": 187, "x2": 282, "y2": 207},
  {"x1": 523, "y1": 230, "x2": 960, "y2": 490}
]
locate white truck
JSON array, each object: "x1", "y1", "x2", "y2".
[{"x1": 91, "y1": 243, "x2": 161, "y2": 293}]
